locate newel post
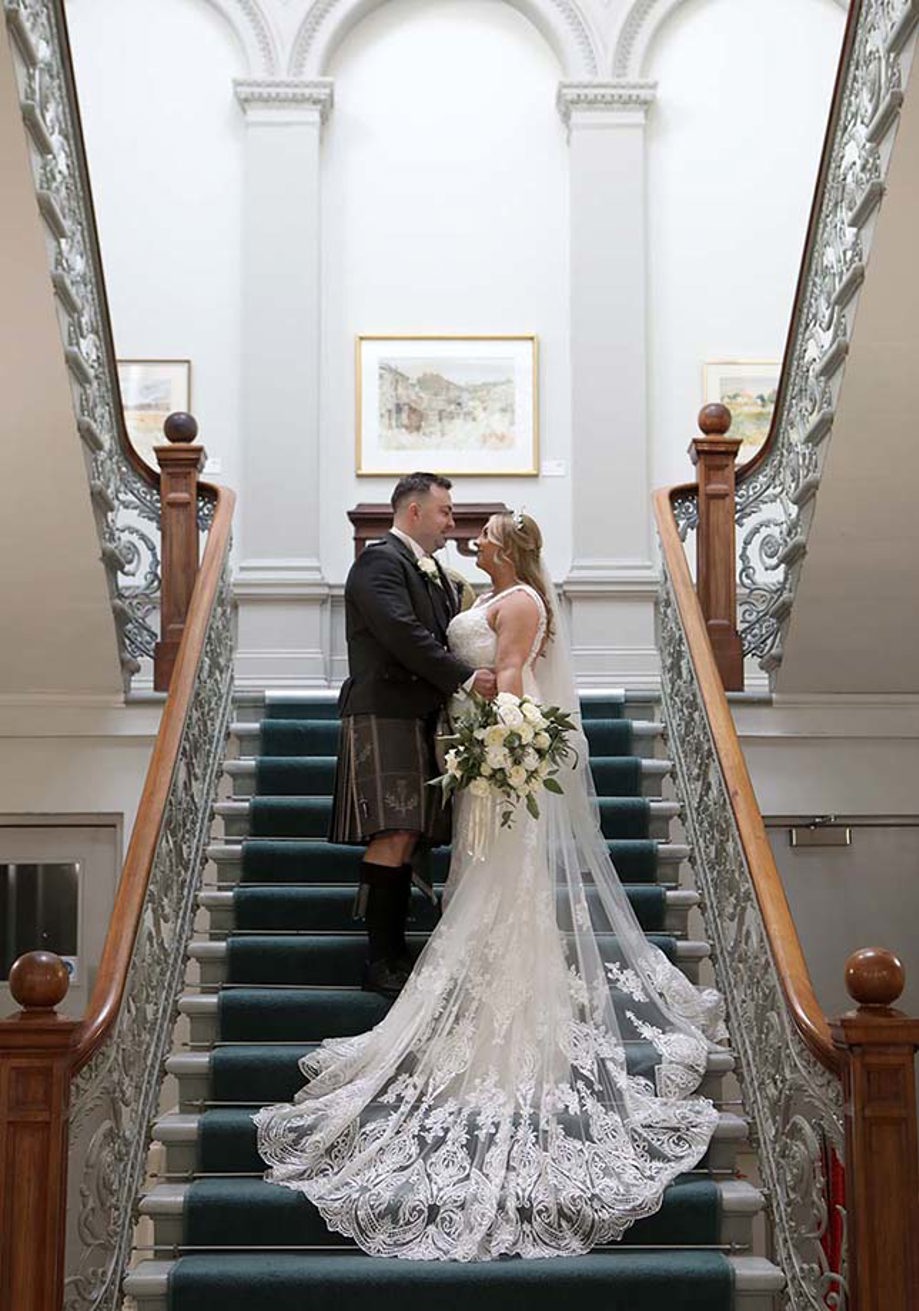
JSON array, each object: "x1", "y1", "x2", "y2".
[
  {"x1": 688, "y1": 404, "x2": 744, "y2": 691},
  {"x1": 830, "y1": 948, "x2": 919, "y2": 1311},
  {"x1": 153, "y1": 412, "x2": 206, "y2": 692},
  {"x1": 0, "y1": 953, "x2": 77, "y2": 1311}
]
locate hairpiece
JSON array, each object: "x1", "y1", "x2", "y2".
[{"x1": 512, "y1": 508, "x2": 526, "y2": 531}]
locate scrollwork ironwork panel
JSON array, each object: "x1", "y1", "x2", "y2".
[
  {"x1": 62, "y1": 560, "x2": 235, "y2": 1311},
  {"x1": 2, "y1": 0, "x2": 228, "y2": 681},
  {"x1": 657, "y1": 561, "x2": 847, "y2": 1311},
  {"x1": 673, "y1": 0, "x2": 919, "y2": 675}
]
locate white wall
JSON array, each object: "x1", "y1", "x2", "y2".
[
  {"x1": 319, "y1": 0, "x2": 571, "y2": 584},
  {"x1": 0, "y1": 703, "x2": 162, "y2": 851},
  {"x1": 65, "y1": 0, "x2": 246, "y2": 495},
  {"x1": 647, "y1": 0, "x2": 844, "y2": 493}
]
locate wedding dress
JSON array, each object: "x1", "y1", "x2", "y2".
[{"x1": 255, "y1": 577, "x2": 726, "y2": 1262}]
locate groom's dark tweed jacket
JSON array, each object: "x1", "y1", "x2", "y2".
[{"x1": 338, "y1": 532, "x2": 474, "y2": 719}]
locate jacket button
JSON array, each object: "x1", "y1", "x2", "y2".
[{"x1": 410, "y1": 674, "x2": 418, "y2": 682}]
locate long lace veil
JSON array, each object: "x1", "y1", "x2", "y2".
[
  {"x1": 533, "y1": 561, "x2": 725, "y2": 1097},
  {"x1": 255, "y1": 562, "x2": 727, "y2": 1261}
]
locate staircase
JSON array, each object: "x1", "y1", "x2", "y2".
[{"x1": 125, "y1": 690, "x2": 783, "y2": 1310}]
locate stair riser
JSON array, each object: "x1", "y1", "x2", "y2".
[
  {"x1": 198, "y1": 900, "x2": 695, "y2": 938},
  {"x1": 205, "y1": 841, "x2": 690, "y2": 889},
  {"x1": 168, "y1": 1063, "x2": 732, "y2": 1114},
  {"x1": 216, "y1": 807, "x2": 679, "y2": 842},
  {"x1": 232, "y1": 726, "x2": 666, "y2": 762},
  {"x1": 191, "y1": 939, "x2": 705, "y2": 988},
  {"x1": 125, "y1": 1286, "x2": 777, "y2": 1311},
  {"x1": 157, "y1": 1125, "x2": 745, "y2": 1179},
  {"x1": 225, "y1": 760, "x2": 672, "y2": 800},
  {"x1": 230, "y1": 695, "x2": 662, "y2": 726},
  {"x1": 143, "y1": 1204, "x2": 758, "y2": 1256}
]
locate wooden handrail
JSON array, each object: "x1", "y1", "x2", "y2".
[
  {"x1": 655, "y1": 484, "x2": 838, "y2": 1070},
  {"x1": 657, "y1": 483, "x2": 919, "y2": 1311},
  {"x1": 0, "y1": 479, "x2": 234, "y2": 1311},
  {"x1": 72, "y1": 482, "x2": 234, "y2": 1071}
]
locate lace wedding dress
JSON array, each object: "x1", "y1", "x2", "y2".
[{"x1": 255, "y1": 580, "x2": 726, "y2": 1261}]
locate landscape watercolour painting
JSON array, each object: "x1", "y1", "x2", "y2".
[{"x1": 357, "y1": 336, "x2": 538, "y2": 475}]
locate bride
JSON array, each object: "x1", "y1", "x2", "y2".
[{"x1": 255, "y1": 511, "x2": 726, "y2": 1262}]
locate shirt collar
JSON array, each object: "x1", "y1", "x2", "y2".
[{"x1": 390, "y1": 526, "x2": 428, "y2": 560}]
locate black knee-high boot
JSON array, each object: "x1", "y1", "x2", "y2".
[
  {"x1": 357, "y1": 860, "x2": 410, "y2": 997},
  {"x1": 394, "y1": 863, "x2": 414, "y2": 968}
]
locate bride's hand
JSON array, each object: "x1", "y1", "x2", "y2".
[{"x1": 470, "y1": 669, "x2": 497, "y2": 699}]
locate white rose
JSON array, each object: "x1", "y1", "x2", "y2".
[
  {"x1": 480, "y1": 762, "x2": 493, "y2": 777},
  {"x1": 537, "y1": 759, "x2": 551, "y2": 778},
  {"x1": 486, "y1": 745, "x2": 510, "y2": 771},
  {"x1": 483, "y1": 724, "x2": 508, "y2": 748},
  {"x1": 497, "y1": 705, "x2": 524, "y2": 729},
  {"x1": 468, "y1": 777, "x2": 491, "y2": 798},
  {"x1": 474, "y1": 728, "x2": 487, "y2": 740},
  {"x1": 495, "y1": 691, "x2": 520, "y2": 707},
  {"x1": 445, "y1": 748, "x2": 462, "y2": 777},
  {"x1": 521, "y1": 701, "x2": 542, "y2": 723},
  {"x1": 534, "y1": 732, "x2": 550, "y2": 751},
  {"x1": 507, "y1": 765, "x2": 527, "y2": 789},
  {"x1": 517, "y1": 723, "x2": 534, "y2": 745},
  {"x1": 522, "y1": 748, "x2": 539, "y2": 771}
]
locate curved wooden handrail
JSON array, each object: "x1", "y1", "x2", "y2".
[
  {"x1": 70, "y1": 484, "x2": 235, "y2": 1072},
  {"x1": 654, "y1": 485, "x2": 839, "y2": 1073}
]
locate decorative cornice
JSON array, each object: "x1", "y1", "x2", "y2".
[
  {"x1": 557, "y1": 80, "x2": 657, "y2": 126},
  {"x1": 234, "y1": 77, "x2": 334, "y2": 121},
  {"x1": 289, "y1": 0, "x2": 599, "y2": 79}
]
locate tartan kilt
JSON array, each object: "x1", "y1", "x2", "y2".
[{"x1": 329, "y1": 713, "x2": 452, "y2": 847}]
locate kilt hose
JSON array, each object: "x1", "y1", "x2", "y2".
[{"x1": 329, "y1": 712, "x2": 452, "y2": 849}]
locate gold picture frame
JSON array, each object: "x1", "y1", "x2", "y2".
[
  {"x1": 117, "y1": 358, "x2": 192, "y2": 471},
  {"x1": 356, "y1": 334, "x2": 539, "y2": 476}
]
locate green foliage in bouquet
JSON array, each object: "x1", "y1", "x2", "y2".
[{"x1": 431, "y1": 692, "x2": 579, "y2": 827}]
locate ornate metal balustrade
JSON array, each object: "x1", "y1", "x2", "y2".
[
  {"x1": 3, "y1": 0, "x2": 184, "y2": 683},
  {"x1": 673, "y1": 0, "x2": 919, "y2": 675},
  {"x1": 657, "y1": 557, "x2": 847, "y2": 1311},
  {"x1": 62, "y1": 553, "x2": 235, "y2": 1311}
]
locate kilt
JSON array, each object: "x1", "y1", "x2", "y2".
[{"x1": 329, "y1": 713, "x2": 452, "y2": 847}]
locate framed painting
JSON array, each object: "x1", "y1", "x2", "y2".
[
  {"x1": 356, "y1": 335, "x2": 538, "y2": 476},
  {"x1": 117, "y1": 359, "x2": 191, "y2": 470},
  {"x1": 703, "y1": 360, "x2": 780, "y2": 463}
]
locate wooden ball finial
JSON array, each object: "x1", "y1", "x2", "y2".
[
  {"x1": 163, "y1": 412, "x2": 199, "y2": 444},
  {"x1": 845, "y1": 947, "x2": 905, "y2": 1007},
  {"x1": 698, "y1": 403, "x2": 732, "y2": 437},
  {"x1": 8, "y1": 951, "x2": 70, "y2": 1011}
]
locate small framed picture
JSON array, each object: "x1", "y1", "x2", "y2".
[
  {"x1": 703, "y1": 360, "x2": 780, "y2": 463},
  {"x1": 356, "y1": 335, "x2": 539, "y2": 476},
  {"x1": 117, "y1": 359, "x2": 191, "y2": 470}
]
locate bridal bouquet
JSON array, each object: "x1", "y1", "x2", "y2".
[{"x1": 433, "y1": 691, "x2": 578, "y2": 828}]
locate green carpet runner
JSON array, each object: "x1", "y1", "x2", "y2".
[{"x1": 166, "y1": 695, "x2": 735, "y2": 1311}]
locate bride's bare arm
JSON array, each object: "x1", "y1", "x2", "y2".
[{"x1": 491, "y1": 591, "x2": 541, "y2": 696}]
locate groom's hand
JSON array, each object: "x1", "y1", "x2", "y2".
[{"x1": 470, "y1": 669, "x2": 497, "y2": 699}]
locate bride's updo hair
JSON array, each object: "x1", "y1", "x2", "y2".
[{"x1": 491, "y1": 512, "x2": 555, "y2": 645}]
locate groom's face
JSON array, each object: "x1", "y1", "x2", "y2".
[{"x1": 411, "y1": 486, "x2": 455, "y2": 554}]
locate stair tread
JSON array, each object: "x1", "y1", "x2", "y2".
[
  {"x1": 125, "y1": 1251, "x2": 784, "y2": 1293},
  {"x1": 153, "y1": 1107, "x2": 749, "y2": 1143},
  {"x1": 140, "y1": 1176, "x2": 764, "y2": 1216}
]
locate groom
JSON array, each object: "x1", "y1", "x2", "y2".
[{"x1": 331, "y1": 472, "x2": 496, "y2": 997}]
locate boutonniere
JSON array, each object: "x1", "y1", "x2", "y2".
[{"x1": 417, "y1": 556, "x2": 442, "y2": 587}]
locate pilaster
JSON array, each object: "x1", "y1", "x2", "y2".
[
  {"x1": 234, "y1": 77, "x2": 334, "y2": 685},
  {"x1": 559, "y1": 80, "x2": 659, "y2": 686}
]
